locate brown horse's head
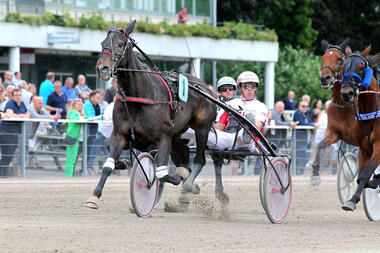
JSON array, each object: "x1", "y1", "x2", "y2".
[
  {"x1": 320, "y1": 38, "x2": 350, "y2": 89},
  {"x1": 340, "y1": 45, "x2": 372, "y2": 103},
  {"x1": 95, "y1": 20, "x2": 136, "y2": 81}
]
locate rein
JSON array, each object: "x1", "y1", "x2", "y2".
[{"x1": 359, "y1": 90, "x2": 380, "y2": 95}]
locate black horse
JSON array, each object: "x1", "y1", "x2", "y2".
[{"x1": 85, "y1": 21, "x2": 217, "y2": 208}]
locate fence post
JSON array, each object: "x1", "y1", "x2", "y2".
[
  {"x1": 82, "y1": 122, "x2": 88, "y2": 177},
  {"x1": 21, "y1": 121, "x2": 26, "y2": 178},
  {"x1": 242, "y1": 157, "x2": 249, "y2": 175},
  {"x1": 292, "y1": 129, "x2": 297, "y2": 175}
]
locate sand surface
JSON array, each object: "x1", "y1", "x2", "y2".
[{"x1": 0, "y1": 175, "x2": 379, "y2": 252}]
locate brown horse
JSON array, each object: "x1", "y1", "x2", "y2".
[
  {"x1": 340, "y1": 46, "x2": 380, "y2": 211},
  {"x1": 85, "y1": 21, "x2": 217, "y2": 208},
  {"x1": 311, "y1": 38, "x2": 356, "y2": 185}
]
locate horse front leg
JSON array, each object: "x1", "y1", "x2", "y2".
[
  {"x1": 310, "y1": 130, "x2": 339, "y2": 185},
  {"x1": 156, "y1": 135, "x2": 183, "y2": 185},
  {"x1": 85, "y1": 133, "x2": 126, "y2": 209},
  {"x1": 342, "y1": 145, "x2": 376, "y2": 211}
]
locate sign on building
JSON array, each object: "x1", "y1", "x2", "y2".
[{"x1": 47, "y1": 31, "x2": 80, "y2": 44}]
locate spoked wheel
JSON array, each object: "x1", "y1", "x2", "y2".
[
  {"x1": 263, "y1": 157, "x2": 292, "y2": 224},
  {"x1": 130, "y1": 152, "x2": 160, "y2": 217},
  {"x1": 337, "y1": 152, "x2": 358, "y2": 205},
  {"x1": 259, "y1": 164, "x2": 266, "y2": 211},
  {"x1": 148, "y1": 150, "x2": 165, "y2": 208},
  {"x1": 155, "y1": 178, "x2": 165, "y2": 208},
  {"x1": 363, "y1": 166, "x2": 380, "y2": 221}
]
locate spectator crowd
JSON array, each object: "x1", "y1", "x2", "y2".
[
  {"x1": 0, "y1": 69, "x2": 335, "y2": 178},
  {"x1": 0, "y1": 70, "x2": 117, "y2": 177}
]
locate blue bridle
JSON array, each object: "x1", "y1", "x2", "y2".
[
  {"x1": 341, "y1": 53, "x2": 377, "y2": 121},
  {"x1": 341, "y1": 53, "x2": 373, "y2": 89}
]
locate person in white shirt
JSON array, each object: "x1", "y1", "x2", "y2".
[
  {"x1": 98, "y1": 98, "x2": 114, "y2": 140},
  {"x1": 182, "y1": 71, "x2": 268, "y2": 153}
]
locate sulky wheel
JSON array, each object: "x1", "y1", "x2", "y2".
[
  {"x1": 363, "y1": 166, "x2": 380, "y2": 221},
  {"x1": 130, "y1": 152, "x2": 160, "y2": 217},
  {"x1": 337, "y1": 152, "x2": 358, "y2": 205},
  {"x1": 155, "y1": 181, "x2": 165, "y2": 209},
  {"x1": 259, "y1": 164, "x2": 266, "y2": 212},
  {"x1": 263, "y1": 157, "x2": 292, "y2": 224}
]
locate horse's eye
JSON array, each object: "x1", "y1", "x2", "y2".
[
  {"x1": 337, "y1": 58, "x2": 343, "y2": 63},
  {"x1": 359, "y1": 66, "x2": 365, "y2": 72},
  {"x1": 118, "y1": 43, "x2": 124, "y2": 48}
]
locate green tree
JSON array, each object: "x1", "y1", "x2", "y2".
[
  {"x1": 311, "y1": 0, "x2": 380, "y2": 53},
  {"x1": 217, "y1": 0, "x2": 318, "y2": 49},
  {"x1": 256, "y1": 0, "x2": 318, "y2": 49},
  {"x1": 214, "y1": 45, "x2": 330, "y2": 105}
]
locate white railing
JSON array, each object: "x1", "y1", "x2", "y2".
[{"x1": 0, "y1": 118, "x2": 340, "y2": 177}]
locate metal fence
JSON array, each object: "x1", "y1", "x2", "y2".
[{"x1": 0, "y1": 118, "x2": 342, "y2": 177}]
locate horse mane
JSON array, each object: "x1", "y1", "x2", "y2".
[{"x1": 134, "y1": 50, "x2": 151, "y2": 71}]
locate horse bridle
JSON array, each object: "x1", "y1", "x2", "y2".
[
  {"x1": 320, "y1": 46, "x2": 346, "y2": 88},
  {"x1": 341, "y1": 53, "x2": 369, "y2": 90},
  {"x1": 101, "y1": 29, "x2": 129, "y2": 78},
  {"x1": 321, "y1": 46, "x2": 359, "y2": 109}
]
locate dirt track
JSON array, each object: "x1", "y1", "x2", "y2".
[{"x1": 1, "y1": 175, "x2": 380, "y2": 252}]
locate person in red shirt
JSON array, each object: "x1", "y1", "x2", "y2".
[{"x1": 178, "y1": 7, "x2": 189, "y2": 24}]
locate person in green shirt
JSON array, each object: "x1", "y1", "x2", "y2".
[{"x1": 65, "y1": 99, "x2": 84, "y2": 177}]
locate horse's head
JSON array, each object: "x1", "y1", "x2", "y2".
[
  {"x1": 340, "y1": 45, "x2": 373, "y2": 103},
  {"x1": 96, "y1": 20, "x2": 136, "y2": 81},
  {"x1": 320, "y1": 37, "x2": 350, "y2": 89}
]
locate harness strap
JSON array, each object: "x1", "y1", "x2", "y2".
[
  {"x1": 355, "y1": 110, "x2": 380, "y2": 121},
  {"x1": 115, "y1": 94, "x2": 154, "y2": 104},
  {"x1": 152, "y1": 71, "x2": 174, "y2": 111},
  {"x1": 102, "y1": 51, "x2": 112, "y2": 56},
  {"x1": 330, "y1": 101, "x2": 357, "y2": 109}
]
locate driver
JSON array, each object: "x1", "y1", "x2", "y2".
[
  {"x1": 182, "y1": 71, "x2": 268, "y2": 152},
  {"x1": 217, "y1": 76, "x2": 238, "y2": 102}
]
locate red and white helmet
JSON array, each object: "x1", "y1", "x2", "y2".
[{"x1": 237, "y1": 71, "x2": 260, "y2": 87}]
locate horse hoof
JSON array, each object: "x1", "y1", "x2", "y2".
[
  {"x1": 178, "y1": 191, "x2": 192, "y2": 203},
  {"x1": 164, "y1": 201, "x2": 189, "y2": 213},
  {"x1": 342, "y1": 201, "x2": 356, "y2": 211},
  {"x1": 216, "y1": 192, "x2": 229, "y2": 206},
  {"x1": 85, "y1": 195, "x2": 100, "y2": 209},
  {"x1": 176, "y1": 167, "x2": 190, "y2": 180},
  {"x1": 192, "y1": 184, "x2": 200, "y2": 194},
  {"x1": 183, "y1": 181, "x2": 200, "y2": 194},
  {"x1": 182, "y1": 177, "x2": 193, "y2": 192},
  {"x1": 310, "y1": 176, "x2": 321, "y2": 186}
]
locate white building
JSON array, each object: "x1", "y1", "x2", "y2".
[{"x1": 0, "y1": 0, "x2": 278, "y2": 108}]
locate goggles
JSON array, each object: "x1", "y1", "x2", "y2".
[
  {"x1": 218, "y1": 85, "x2": 236, "y2": 92},
  {"x1": 241, "y1": 83, "x2": 258, "y2": 89}
]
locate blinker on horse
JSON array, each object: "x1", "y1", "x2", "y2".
[
  {"x1": 339, "y1": 46, "x2": 380, "y2": 211},
  {"x1": 86, "y1": 21, "x2": 217, "y2": 209}
]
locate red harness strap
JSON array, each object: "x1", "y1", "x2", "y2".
[
  {"x1": 152, "y1": 71, "x2": 174, "y2": 110},
  {"x1": 115, "y1": 71, "x2": 174, "y2": 110},
  {"x1": 115, "y1": 94, "x2": 154, "y2": 104}
]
